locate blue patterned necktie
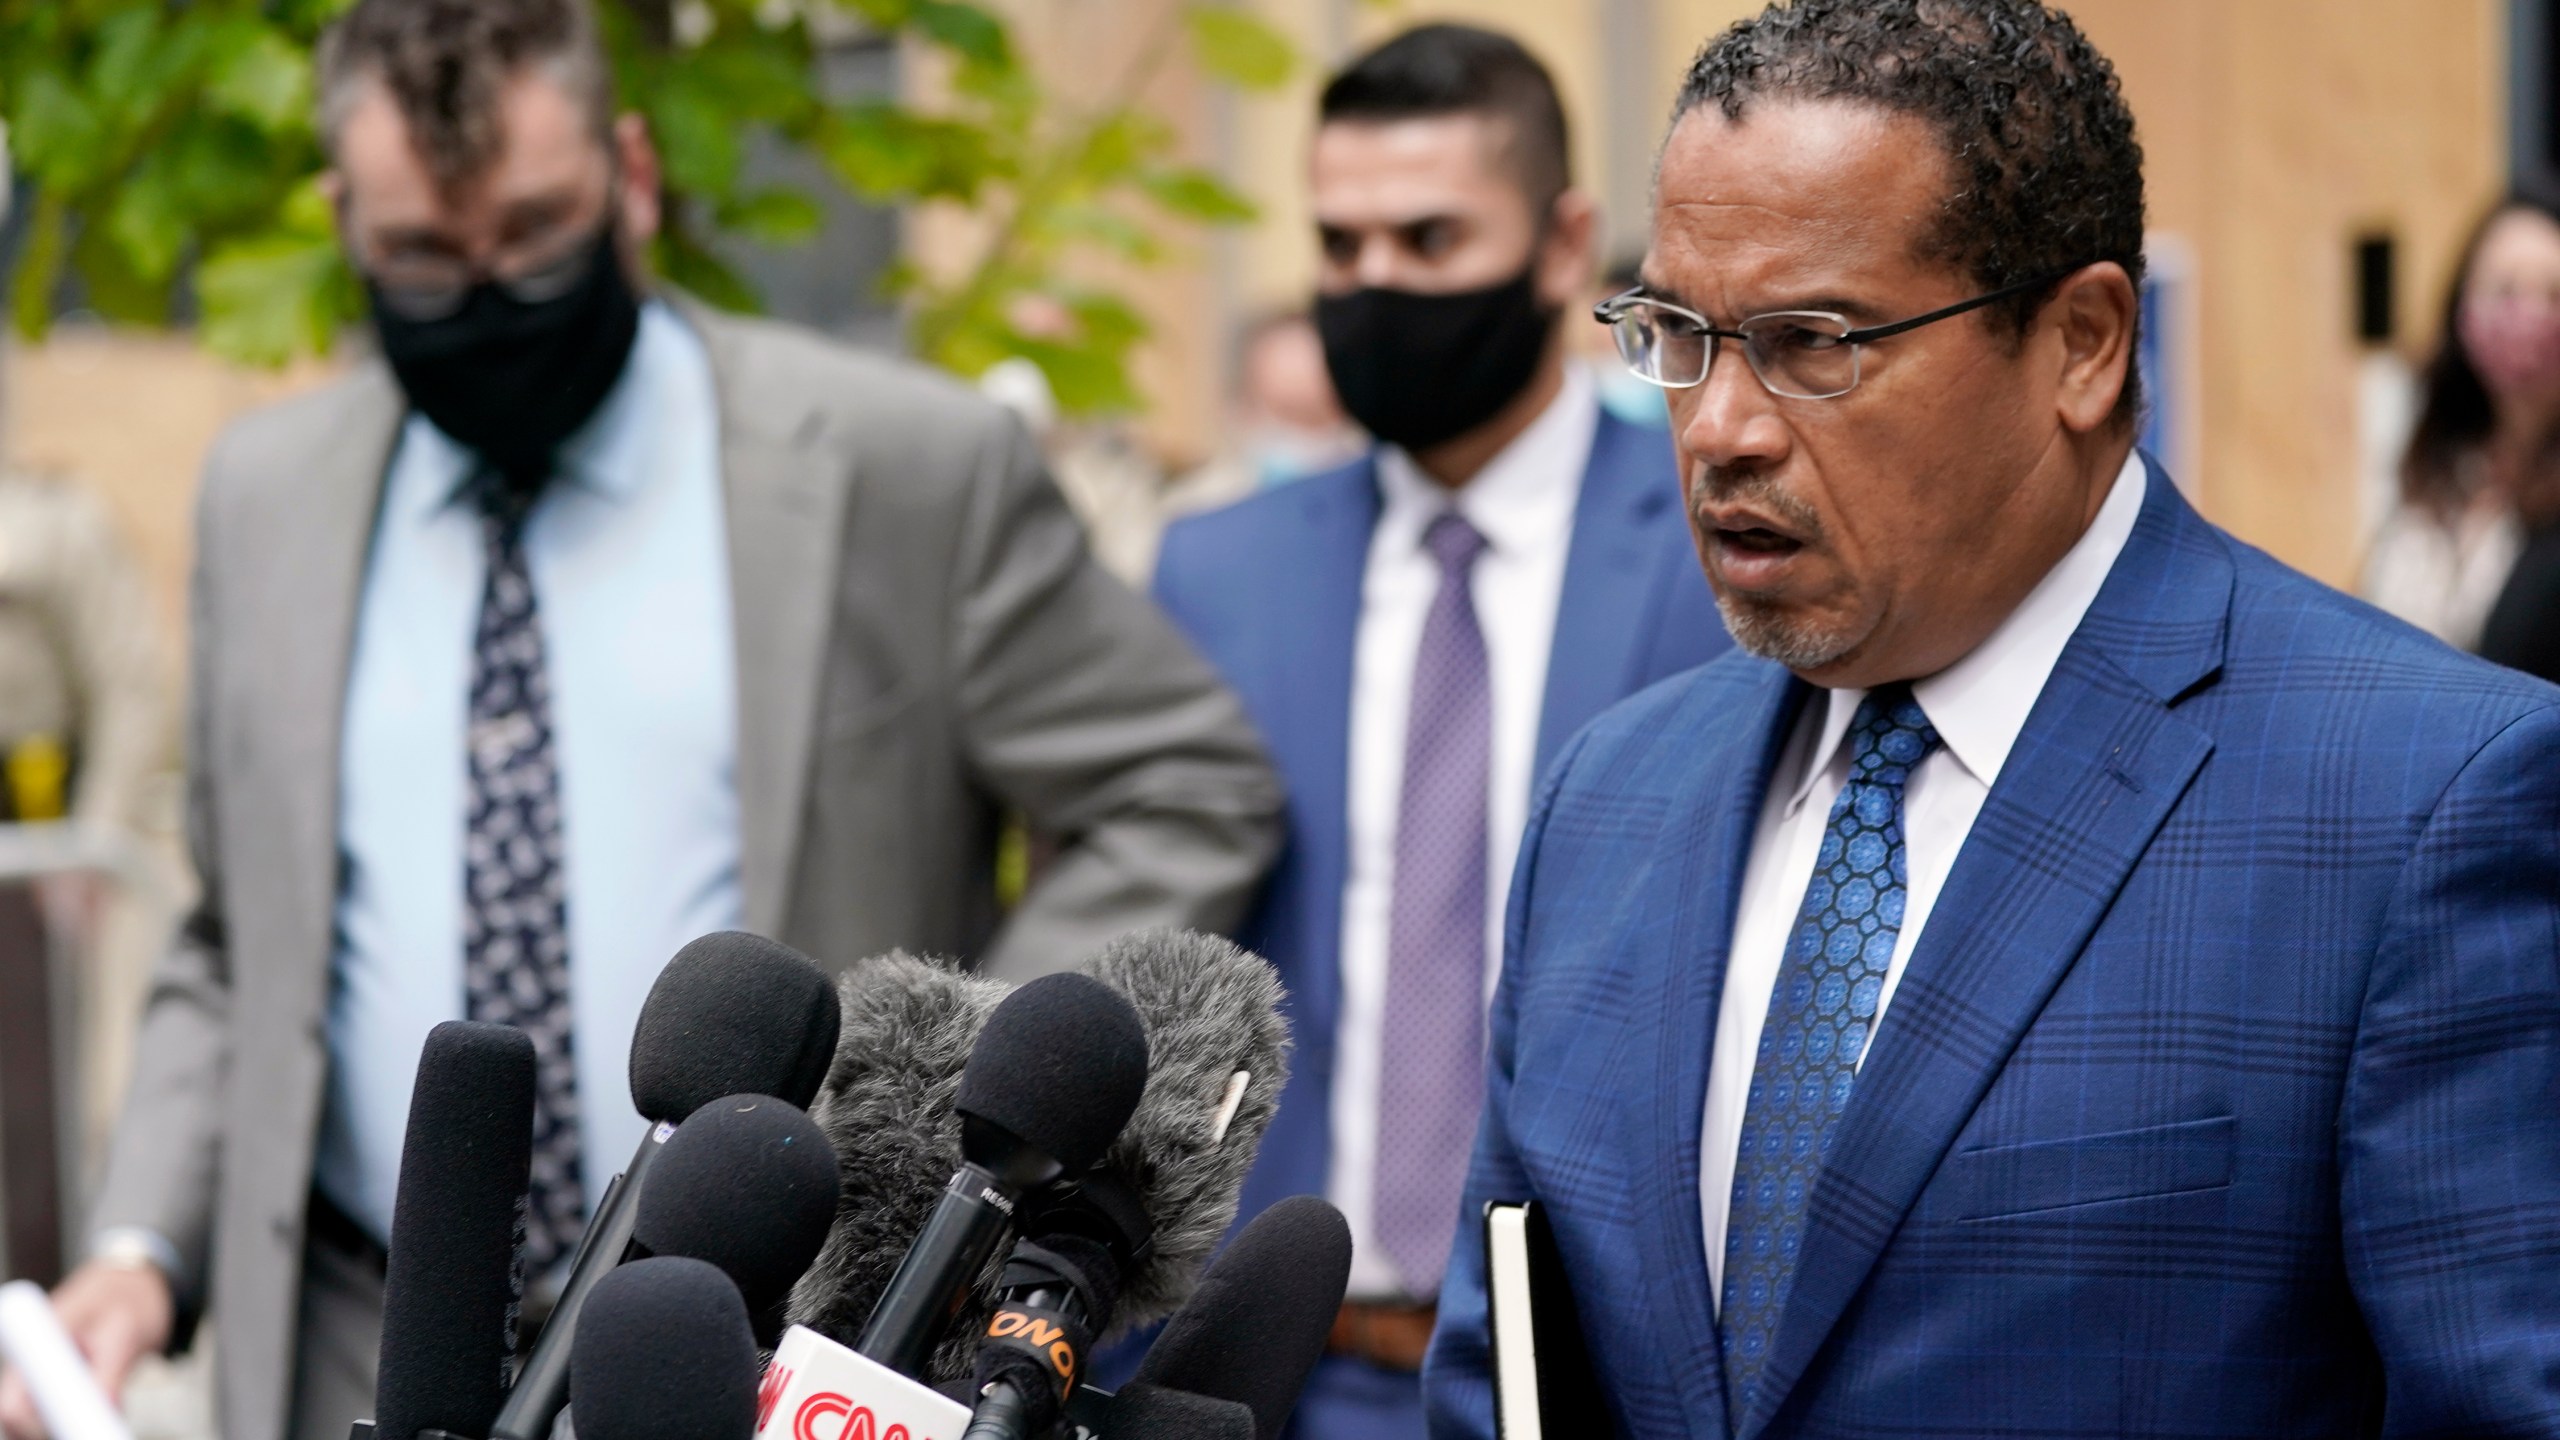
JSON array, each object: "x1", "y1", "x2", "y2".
[
  {"x1": 1719, "y1": 684, "x2": 1940, "y2": 1416},
  {"x1": 1373, "y1": 511, "x2": 1493, "y2": 1297},
  {"x1": 461, "y1": 472, "x2": 582, "y2": 1278}
]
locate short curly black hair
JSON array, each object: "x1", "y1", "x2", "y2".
[{"x1": 1674, "y1": 0, "x2": 2147, "y2": 428}]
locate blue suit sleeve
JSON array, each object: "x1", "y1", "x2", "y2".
[
  {"x1": 1151, "y1": 514, "x2": 1205, "y2": 629},
  {"x1": 2342, "y1": 701, "x2": 2560, "y2": 1433},
  {"x1": 1423, "y1": 727, "x2": 1596, "y2": 1440}
]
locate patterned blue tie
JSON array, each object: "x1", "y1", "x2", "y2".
[
  {"x1": 461, "y1": 473, "x2": 582, "y2": 1278},
  {"x1": 1374, "y1": 511, "x2": 1493, "y2": 1296},
  {"x1": 1719, "y1": 684, "x2": 1939, "y2": 1417}
]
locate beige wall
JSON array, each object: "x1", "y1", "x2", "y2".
[
  {"x1": 5, "y1": 333, "x2": 339, "y2": 653},
  {"x1": 2068, "y1": 0, "x2": 2506, "y2": 583}
]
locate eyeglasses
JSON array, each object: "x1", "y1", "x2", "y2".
[
  {"x1": 364, "y1": 225, "x2": 605, "y2": 322},
  {"x1": 345, "y1": 168, "x2": 618, "y2": 322},
  {"x1": 1591, "y1": 270, "x2": 2075, "y2": 400}
]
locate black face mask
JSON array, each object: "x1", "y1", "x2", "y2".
[
  {"x1": 1313, "y1": 262, "x2": 1557, "y2": 453},
  {"x1": 370, "y1": 222, "x2": 643, "y2": 487}
]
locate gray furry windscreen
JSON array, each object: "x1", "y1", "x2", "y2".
[{"x1": 783, "y1": 931, "x2": 1291, "y2": 1383}]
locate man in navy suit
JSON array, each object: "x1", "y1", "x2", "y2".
[
  {"x1": 1151, "y1": 25, "x2": 1727, "y2": 1439},
  {"x1": 1426, "y1": 2, "x2": 2560, "y2": 1437}
]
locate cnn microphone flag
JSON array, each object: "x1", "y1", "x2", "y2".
[{"x1": 756, "y1": 1325, "x2": 971, "y2": 1440}]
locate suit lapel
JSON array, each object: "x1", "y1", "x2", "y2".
[
  {"x1": 266, "y1": 369, "x2": 405, "y2": 989},
  {"x1": 688, "y1": 303, "x2": 851, "y2": 936},
  {"x1": 1539, "y1": 413, "x2": 1681, "y2": 774},
  {"x1": 1624, "y1": 663, "x2": 1807, "y2": 1440},
  {"x1": 1740, "y1": 462, "x2": 2232, "y2": 1437},
  {"x1": 1271, "y1": 464, "x2": 1380, "y2": 1067}
]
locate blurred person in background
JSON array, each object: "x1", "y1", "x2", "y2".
[
  {"x1": 1585, "y1": 256, "x2": 1673, "y2": 429},
  {"x1": 1221, "y1": 310, "x2": 1368, "y2": 492},
  {"x1": 2365, "y1": 179, "x2": 2560, "y2": 678},
  {"x1": 1110, "y1": 311, "x2": 1367, "y2": 584},
  {"x1": 1145, "y1": 25, "x2": 1727, "y2": 1438},
  {"x1": 0, "y1": 2, "x2": 1281, "y2": 1438},
  {"x1": 0, "y1": 470, "x2": 167, "y2": 1287}
]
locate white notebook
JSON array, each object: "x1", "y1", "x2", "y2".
[{"x1": 1483, "y1": 1200, "x2": 1613, "y2": 1440}]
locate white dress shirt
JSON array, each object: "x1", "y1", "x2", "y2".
[
  {"x1": 1330, "y1": 365, "x2": 1599, "y2": 1298},
  {"x1": 316, "y1": 302, "x2": 744, "y2": 1245},
  {"x1": 1698, "y1": 450, "x2": 2148, "y2": 1308}
]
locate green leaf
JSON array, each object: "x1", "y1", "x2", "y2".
[
  {"x1": 820, "y1": 105, "x2": 996, "y2": 201},
  {"x1": 274, "y1": 173, "x2": 338, "y2": 233},
  {"x1": 102, "y1": 153, "x2": 190, "y2": 281},
  {"x1": 197, "y1": 227, "x2": 350, "y2": 365},
  {"x1": 1138, "y1": 166, "x2": 1255, "y2": 223},
  {"x1": 683, "y1": 39, "x2": 817, "y2": 126},
  {"x1": 14, "y1": 70, "x2": 109, "y2": 188},
  {"x1": 911, "y1": 2, "x2": 1011, "y2": 70},
  {"x1": 206, "y1": 25, "x2": 312, "y2": 132},
  {"x1": 836, "y1": 0, "x2": 915, "y2": 29},
  {"x1": 1069, "y1": 111, "x2": 1168, "y2": 188},
  {"x1": 1061, "y1": 290, "x2": 1146, "y2": 349},
  {"x1": 72, "y1": 218, "x2": 174, "y2": 325},
  {"x1": 164, "y1": 116, "x2": 299, "y2": 225},
  {"x1": 649, "y1": 72, "x2": 743, "y2": 195},
  {"x1": 87, "y1": 8, "x2": 168, "y2": 115},
  {"x1": 1183, "y1": 5, "x2": 1295, "y2": 91},
  {"x1": 11, "y1": 190, "x2": 72, "y2": 342},
  {"x1": 1011, "y1": 335, "x2": 1140, "y2": 413},
  {"x1": 1048, "y1": 204, "x2": 1160, "y2": 262},
  {"x1": 716, "y1": 187, "x2": 825, "y2": 244}
]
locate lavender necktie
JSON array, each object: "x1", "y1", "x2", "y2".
[{"x1": 1374, "y1": 510, "x2": 1493, "y2": 1296}]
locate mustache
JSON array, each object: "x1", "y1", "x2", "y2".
[{"x1": 1689, "y1": 465, "x2": 1827, "y2": 543}]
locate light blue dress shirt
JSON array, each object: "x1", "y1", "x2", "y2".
[{"x1": 315, "y1": 302, "x2": 744, "y2": 1244}]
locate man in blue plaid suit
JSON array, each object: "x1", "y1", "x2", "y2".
[{"x1": 1424, "y1": 3, "x2": 2560, "y2": 1437}]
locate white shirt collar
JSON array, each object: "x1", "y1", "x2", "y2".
[
  {"x1": 1373, "y1": 362, "x2": 1598, "y2": 558},
  {"x1": 1787, "y1": 448, "x2": 2150, "y2": 812}
]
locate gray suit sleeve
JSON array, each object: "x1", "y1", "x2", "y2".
[
  {"x1": 951, "y1": 416, "x2": 1284, "y2": 983},
  {"x1": 86, "y1": 457, "x2": 232, "y2": 1342}
]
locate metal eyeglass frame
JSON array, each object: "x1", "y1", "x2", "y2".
[
  {"x1": 1591, "y1": 268, "x2": 2077, "y2": 400},
  {"x1": 343, "y1": 160, "x2": 623, "y2": 322}
]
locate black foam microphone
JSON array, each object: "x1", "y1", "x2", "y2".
[
  {"x1": 630, "y1": 1094, "x2": 840, "y2": 1332},
  {"x1": 373, "y1": 1022, "x2": 536, "y2": 1440},
  {"x1": 567, "y1": 1258, "x2": 759, "y2": 1440},
  {"x1": 493, "y1": 932, "x2": 840, "y2": 1440},
  {"x1": 789, "y1": 931, "x2": 1289, "y2": 1383},
  {"x1": 1120, "y1": 1196, "x2": 1353, "y2": 1440},
  {"x1": 854, "y1": 973, "x2": 1149, "y2": 1377},
  {"x1": 627, "y1": 933, "x2": 843, "y2": 1120}
]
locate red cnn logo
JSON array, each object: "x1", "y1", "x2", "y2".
[
  {"x1": 757, "y1": 1366, "x2": 794, "y2": 1429},
  {"x1": 789, "y1": 1392, "x2": 933, "y2": 1440}
]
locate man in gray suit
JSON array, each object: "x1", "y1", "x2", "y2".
[{"x1": 0, "y1": 3, "x2": 1280, "y2": 1439}]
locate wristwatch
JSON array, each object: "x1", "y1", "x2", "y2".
[{"x1": 88, "y1": 1227, "x2": 178, "y2": 1282}]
